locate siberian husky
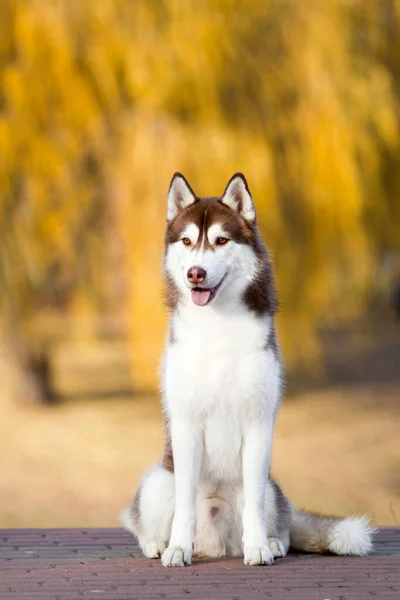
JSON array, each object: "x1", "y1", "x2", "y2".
[{"x1": 121, "y1": 173, "x2": 374, "y2": 566}]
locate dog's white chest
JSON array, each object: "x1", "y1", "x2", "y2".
[
  {"x1": 201, "y1": 409, "x2": 243, "y2": 482},
  {"x1": 163, "y1": 309, "x2": 278, "y2": 481},
  {"x1": 165, "y1": 310, "x2": 268, "y2": 409}
]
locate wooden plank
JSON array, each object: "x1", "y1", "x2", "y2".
[{"x1": 0, "y1": 528, "x2": 399, "y2": 600}]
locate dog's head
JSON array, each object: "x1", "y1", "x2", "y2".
[{"x1": 164, "y1": 173, "x2": 276, "y2": 314}]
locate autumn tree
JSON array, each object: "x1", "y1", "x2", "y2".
[{"x1": 1, "y1": 0, "x2": 399, "y2": 396}]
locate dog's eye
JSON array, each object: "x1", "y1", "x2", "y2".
[
  {"x1": 216, "y1": 237, "x2": 229, "y2": 246},
  {"x1": 182, "y1": 238, "x2": 191, "y2": 246}
]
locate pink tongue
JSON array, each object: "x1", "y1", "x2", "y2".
[{"x1": 191, "y1": 289, "x2": 212, "y2": 306}]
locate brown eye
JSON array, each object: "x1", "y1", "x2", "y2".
[
  {"x1": 216, "y1": 237, "x2": 228, "y2": 246},
  {"x1": 182, "y1": 237, "x2": 191, "y2": 246}
]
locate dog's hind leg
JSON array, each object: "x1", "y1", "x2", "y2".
[
  {"x1": 268, "y1": 531, "x2": 290, "y2": 558},
  {"x1": 120, "y1": 464, "x2": 175, "y2": 558},
  {"x1": 265, "y1": 478, "x2": 291, "y2": 559}
]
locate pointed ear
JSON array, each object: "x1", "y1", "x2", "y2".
[
  {"x1": 167, "y1": 173, "x2": 197, "y2": 221},
  {"x1": 221, "y1": 173, "x2": 256, "y2": 222}
]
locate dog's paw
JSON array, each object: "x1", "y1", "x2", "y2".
[
  {"x1": 243, "y1": 545, "x2": 274, "y2": 566},
  {"x1": 268, "y1": 537, "x2": 287, "y2": 558},
  {"x1": 141, "y1": 539, "x2": 167, "y2": 559},
  {"x1": 161, "y1": 545, "x2": 192, "y2": 567}
]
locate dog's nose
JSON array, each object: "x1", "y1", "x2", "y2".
[{"x1": 187, "y1": 266, "x2": 206, "y2": 284}]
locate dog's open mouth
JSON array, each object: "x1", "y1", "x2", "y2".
[
  {"x1": 191, "y1": 276, "x2": 226, "y2": 307},
  {"x1": 191, "y1": 288, "x2": 213, "y2": 306}
]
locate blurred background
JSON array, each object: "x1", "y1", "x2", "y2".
[{"x1": 1, "y1": 0, "x2": 399, "y2": 529}]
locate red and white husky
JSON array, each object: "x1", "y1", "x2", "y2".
[{"x1": 121, "y1": 173, "x2": 374, "y2": 566}]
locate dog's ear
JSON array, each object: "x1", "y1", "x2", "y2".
[
  {"x1": 167, "y1": 173, "x2": 197, "y2": 221},
  {"x1": 221, "y1": 173, "x2": 256, "y2": 222}
]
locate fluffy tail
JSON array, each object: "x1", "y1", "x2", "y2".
[{"x1": 290, "y1": 508, "x2": 375, "y2": 556}]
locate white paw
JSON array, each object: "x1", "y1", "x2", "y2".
[
  {"x1": 142, "y1": 539, "x2": 166, "y2": 559},
  {"x1": 161, "y1": 545, "x2": 192, "y2": 567},
  {"x1": 244, "y1": 545, "x2": 274, "y2": 566},
  {"x1": 268, "y1": 537, "x2": 287, "y2": 558}
]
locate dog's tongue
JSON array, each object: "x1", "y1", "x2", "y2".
[{"x1": 191, "y1": 288, "x2": 211, "y2": 306}]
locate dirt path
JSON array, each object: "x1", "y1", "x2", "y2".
[{"x1": 1, "y1": 380, "x2": 399, "y2": 527}]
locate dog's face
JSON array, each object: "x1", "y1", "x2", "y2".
[{"x1": 164, "y1": 173, "x2": 263, "y2": 309}]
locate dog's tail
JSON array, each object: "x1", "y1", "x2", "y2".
[{"x1": 289, "y1": 508, "x2": 375, "y2": 556}]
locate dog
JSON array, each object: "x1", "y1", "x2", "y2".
[{"x1": 120, "y1": 173, "x2": 374, "y2": 566}]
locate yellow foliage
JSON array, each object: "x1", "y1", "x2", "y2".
[{"x1": 0, "y1": 0, "x2": 400, "y2": 387}]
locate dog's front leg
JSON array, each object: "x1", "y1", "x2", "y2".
[
  {"x1": 161, "y1": 417, "x2": 202, "y2": 567},
  {"x1": 242, "y1": 417, "x2": 274, "y2": 565}
]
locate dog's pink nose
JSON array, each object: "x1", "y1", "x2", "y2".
[{"x1": 187, "y1": 266, "x2": 206, "y2": 284}]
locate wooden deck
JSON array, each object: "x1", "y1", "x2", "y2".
[{"x1": 0, "y1": 528, "x2": 399, "y2": 599}]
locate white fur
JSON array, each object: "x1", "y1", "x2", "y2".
[
  {"x1": 165, "y1": 225, "x2": 257, "y2": 301},
  {"x1": 328, "y1": 516, "x2": 375, "y2": 556},
  {"x1": 221, "y1": 175, "x2": 256, "y2": 221},
  {"x1": 120, "y1": 465, "x2": 175, "y2": 558},
  {"x1": 181, "y1": 223, "x2": 200, "y2": 244},
  {"x1": 167, "y1": 174, "x2": 196, "y2": 221},
  {"x1": 121, "y1": 175, "x2": 375, "y2": 567},
  {"x1": 207, "y1": 223, "x2": 228, "y2": 245},
  {"x1": 119, "y1": 505, "x2": 136, "y2": 534},
  {"x1": 161, "y1": 228, "x2": 280, "y2": 566}
]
